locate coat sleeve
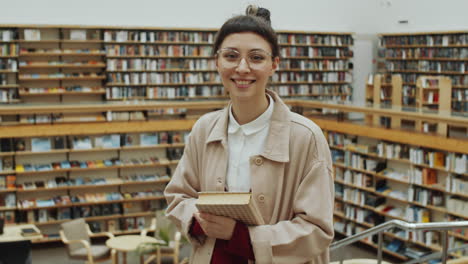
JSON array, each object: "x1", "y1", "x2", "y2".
[
  {"x1": 248, "y1": 133, "x2": 335, "y2": 264},
  {"x1": 164, "y1": 121, "x2": 205, "y2": 246}
]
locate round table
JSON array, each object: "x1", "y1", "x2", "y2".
[{"x1": 106, "y1": 235, "x2": 163, "y2": 264}]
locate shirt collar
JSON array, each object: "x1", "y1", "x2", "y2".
[
  {"x1": 206, "y1": 90, "x2": 291, "y2": 163},
  {"x1": 228, "y1": 94, "x2": 274, "y2": 136}
]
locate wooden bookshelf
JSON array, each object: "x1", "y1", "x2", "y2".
[
  {"x1": 326, "y1": 117, "x2": 467, "y2": 261},
  {"x1": 365, "y1": 74, "x2": 403, "y2": 128},
  {"x1": 378, "y1": 31, "x2": 468, "y2": 114}
]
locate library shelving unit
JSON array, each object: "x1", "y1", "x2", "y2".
[
  {"x1": 377, "y1": 31, "x2": 468, "y2": 114},
  {"x1": 415, "y1": 76, "x2": 452, "y2": 136},
  {"x1": 365, "y1": 74, "x2": 402, "y2": 128},
  {"x1": 0, "y1": 28, "x2": 19, "y2": 103},
  {"x1": 307, "y1": 112, "x2": 467, "y2": 262},
  {"x1": 16, "y1": 26, "x2": 106, "y2": 106},
  {"x1": 0, "y1": 121, "x2": 190, "y2": 243},
  {"x1": 274, "y1": 31, "x2": 354, "y2": 102}
]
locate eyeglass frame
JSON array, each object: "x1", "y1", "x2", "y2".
[{"x1": 215, "y1": 48, "x2": 275, "y2": 69}]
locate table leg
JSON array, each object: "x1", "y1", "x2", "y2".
[{"x1": 123, "y1": 252, "x2": 127, "y2": 264}]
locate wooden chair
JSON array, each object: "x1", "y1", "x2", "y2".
[
  {"x1": 60, "y1": 218, "x2": 114, "y2": 264},
  {"x1": 140, "y1": 212, "x2": 182, "y2": 264}
]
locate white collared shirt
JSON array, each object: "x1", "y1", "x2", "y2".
[{"x1": 226, "y1": 94, "x2": 274, "y2": 192}]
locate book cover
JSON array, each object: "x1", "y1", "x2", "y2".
[
  {"x1": 70, "y1": 29, "x2": 87, "y2": 40},
  {"x1": 21, "y1": 227, "x2": 41, "y2": 237},
  {"x1": 196, "y1": 192, "x2": 265, "y2": 226},
  {"x1": 24, "y1": 29, "x2": 41, "y2": 41},
  {"x1": 31, "y1": 137, "x2": 52, "y2": 152}
]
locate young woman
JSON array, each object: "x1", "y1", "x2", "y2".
[{"x1": 165, "y1": 5, "x2": 334, "y2": 264}]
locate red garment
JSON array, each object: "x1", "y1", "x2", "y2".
[{"x1": 191, "y1": 219, "x2": 255, "y2": 264}]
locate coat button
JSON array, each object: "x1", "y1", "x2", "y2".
[
  {"x1": 258, "y1": 194, "x2": 265, "y2": 202},
  {"x1": 254, "y1": 157, "x2": 263, "y2": 166}
]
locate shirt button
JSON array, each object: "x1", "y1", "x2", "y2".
[
  {"x1": 254, "y1": 157, "x2": 263, "y2": 166},
  {"x1": 258, "y1": 194, "x2": 265, "y2": 202}
]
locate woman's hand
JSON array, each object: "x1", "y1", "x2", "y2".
[{"x1": 193, "y1": 212, "x2": 236, "y2": 240}]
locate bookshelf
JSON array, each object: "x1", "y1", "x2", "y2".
[
  {"x1": 377, "y1": 31, "x2": 468, "y2": 114},
  {"x1": 365, "y1": 74, "x2": 402, "y2": 128},
  {"x1": 16, "y1": 26, "x2": 106, "y2": 105},
  {"x1": 0, "y1": 29, "x2": 19, "y2": 103},
  {"x1": 0, "y1": 126, "x2": 189, "y2": 243},
  {"x1": 320, "y1": 117, "x2": 467, "y2": 261},
  {"x1": 274, "y1": 31, "x2": 353, "y2": 101},
  {"x1": 1, "y1": 25, "x2": 355, "y2": 104},
  {"x1": 415, "y1": 76, "x2": 452, "y2": 136}
]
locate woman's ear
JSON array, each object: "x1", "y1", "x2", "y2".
[{"x1": 270, "y1": 56, "x2": 279, "y2": 75}]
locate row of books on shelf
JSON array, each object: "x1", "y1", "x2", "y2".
[
  {"x1": 19, "y1": 60, "x2": 103, "y2": 67},
  {"x1": 379, "y1": 47, "x2": 468, "y2": 59},
  {"x1": 272, "y1": 72, "x2": 352, "y2": 82},
  {"x1": 280, "y1": 47, "x2": 353, "y2": 58},
  {"x1": 146, "y1": 86, "x2": 224, "y2": 99},
  {"x1": 105, "y1": 45, "x2": 213, "y2": 57},
  {"x1": 0, "y1": 60, "x2": 17, "y2": 71},
  {"x1": 450, "y1": 177, "x2": 468, "y2": 194},
  {"x1": 380, "y1": 34, "x2": 468, "y2": 46},
  {"x1": 400, "y1": 74, "x2": 467, "y2": 86},
  {"x1": 15, "y1": 174, "x2": 170, "y2": 190},
  {"x1": 18, "y1": 190, "x2": 164, "y2": 208},
  {"x1": 278, "y1": 34, "x2": 353, "y2": 46},
  {"x1": 3, "y1": 200, "x2": 164, "y2": 226},
  {"x1": 279, "y1": 59, "x2": 350, "y2": 70},
  {"x1": 343, "y1": 152, "x2": 380, "y2": 171},
  {"x1": 447, "y1": 198, "x2": 468, "y2": 216},
  {"x1": 1, "y1": 30, "x2": 15, "y2": 41},
  {"x1": 106, "y1": 58, "x2": 215, "y2": 71},
  {"x1": 410, "y1": 149, "x2": 467, "y2": 174},
  {"x1": 332, "y1": 139, "x2": 467, "y2": 174},
  {"x1": 15, "y1": 156, "x2": 172, "y2": 172},
  {"x1": 0, "y1": 132, "x2": 187, "y2": 153},
  {"x1": 20, "y1": 86, "x2": 103, "y2": 94},
  {"x1": 0, "y1": 175, "x2": 15, "y2": 189},
  {"x1": 19, "y1": 73, "x2": 103, "y2": 79},
  {"x1": 19, "y1": 48, "x2": 104, "y2": 55},
  {"x1": 273, "y1": 84, "x2": 351, "y2": 97},
  {"x1": 385, "y1": 61, "x2": 466, "y2": 73},
  {"x1": 0, "y1": 89, "x2": 16, "y2": 102},
  {"x1": 106, "y1": 72, "x2": 220, "y2": 85},
  {"x1": 103, "y1": 30, "x2": 215, "y2": 43},
  {"x1": 0, "y1": 44, "x2": 17, "y2": 56},
  {"x1": 0, "y1": 73, "x2": 14, "y2": 84},
  {"x1": 0, "y1": 156, "x2": 13, "y2": 171}
]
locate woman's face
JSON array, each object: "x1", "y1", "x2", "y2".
[{"x1": 216, "y1": 32, "x2": 279, "y2": 103}]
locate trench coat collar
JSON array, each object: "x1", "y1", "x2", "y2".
[{"x1": 205, "y1": 89, "x2": 290, "y2": 163}]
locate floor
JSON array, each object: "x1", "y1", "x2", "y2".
[{"x1": 31, "y1": 241, "x2": 381, "y2": 264}]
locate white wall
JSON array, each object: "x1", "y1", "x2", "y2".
[
  {"x1": 2, "y1": 0, "x2": 467, "y2": 33},
  {"x1": 1, "y1": 0, "x2": 467, "y2": 104}
]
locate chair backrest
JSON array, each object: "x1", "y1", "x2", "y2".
[{"x1": 61, "y1": 218, "x2": 90, "y2": 253}]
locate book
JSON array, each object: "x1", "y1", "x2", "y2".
[
  {"x1": 24, "y1": 29, "x2": 41, "y2": 41},
  {"x1": 31, "y1": 137, "x2": 52, "y2": 152},
  {"x1": 21, "y1": 227, "x2": 41, "y2": 237},
  {"x1": 196, "y1": 192, "x2": 265, "y2": 226},
  {"x1": 70, "y1": 29, "x2": 87, "y2": 40}
]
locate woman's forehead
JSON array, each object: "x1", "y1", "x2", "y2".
[{"x1": 220, "y1": 32, "x2": 271, "y2": 51}]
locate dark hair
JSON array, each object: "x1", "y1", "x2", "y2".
[{"x1": 213, "y1": 5, "x2": 279, "y2": 58}]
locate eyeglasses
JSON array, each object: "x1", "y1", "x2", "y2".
[{"x1": 216, "y1": 48, "x2": 273, "y2": 70}]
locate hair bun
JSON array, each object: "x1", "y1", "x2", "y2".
[{"x1": 245, "y1": 5, "x2": 271, "y2": 24}]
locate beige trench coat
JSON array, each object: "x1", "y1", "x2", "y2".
[{"x1": 164, "y1": 90, "x2": 335, "y2": 264}]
